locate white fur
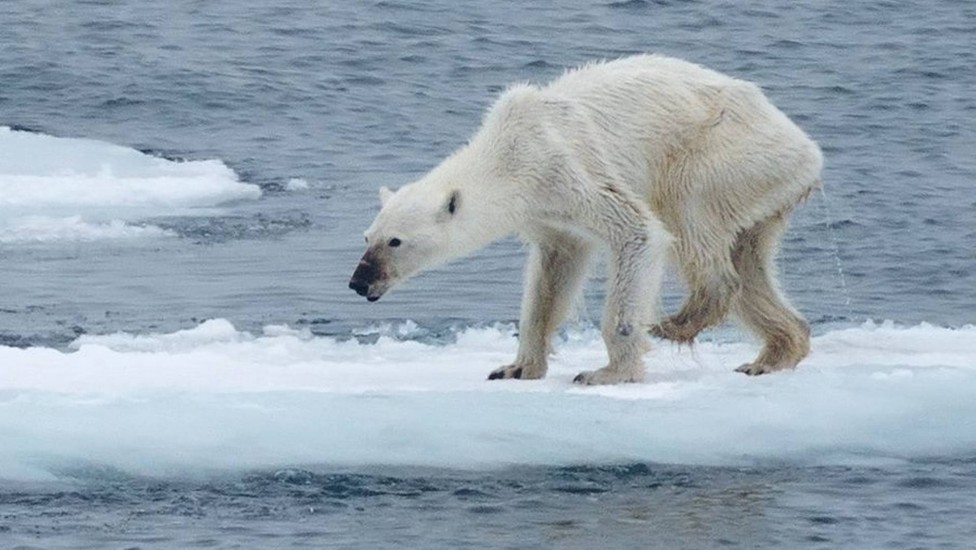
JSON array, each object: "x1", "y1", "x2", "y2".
[{"x1": 357, "y1": 55, "x2": 823, "y2": 384}]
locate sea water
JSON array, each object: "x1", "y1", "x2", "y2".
[{"x1": 1, "y1": 0, "x2": 975, "y2": 548}]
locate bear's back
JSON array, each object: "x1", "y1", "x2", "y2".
[
  {"x1": 545, "y1": 55, "x2": 751, "y2": 105},
  {"x1": 531, "y1": 56, "x2": 821, "y2": 215},
  {"x1": 536, "y1": 55, "x2": 776, "y2": 146}
]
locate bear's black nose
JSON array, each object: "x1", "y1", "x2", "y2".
[{"x1": 349, "y1": 279, "x2": 370, "y2": 297}]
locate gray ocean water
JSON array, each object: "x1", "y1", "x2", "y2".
[{"x1": 2, "y1": 0, "x2": 975, "y2": 548}]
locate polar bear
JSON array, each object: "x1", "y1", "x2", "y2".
[{"x1": 349, "y1": 54, "x2": 822, "y2": 384}]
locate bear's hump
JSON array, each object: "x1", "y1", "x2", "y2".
[{"x1": 546, "y1": 54, "x2": 743, "y2": 98}]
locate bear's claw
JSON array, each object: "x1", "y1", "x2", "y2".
[
  {"x1": 487, "y1": 369, "x2": 506, "y2": 380},
  {"x1": 735, "y1": 362, "x2": 792, "y2": 376},
  {"x1": 487, "y1": 365, "x2": 533, "y2": 380},
  {"x1": 572, "y1": 367, "x2": 643, "y2": 385}
]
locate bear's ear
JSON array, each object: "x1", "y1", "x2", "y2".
[
  {"x1": 379, "y1": 186, "x2": 395, "y2": 207},
  {"x1": 446, "y1": 190, "x2": 460, "y2": 216}
]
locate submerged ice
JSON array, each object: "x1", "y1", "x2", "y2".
[
  {"x1": 0, "y1": 126, "x2": 260, "y2": 243},
  {"x1": 1, "y1": 320, "x2": 975, "y2": 480}
]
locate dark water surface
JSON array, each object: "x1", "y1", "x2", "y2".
[
  {"x1": 4, "y1": 461, "x2": 976, "y2": 549},
  {"x1": 2, "y1": 0, "x2": 975, "y2": 548}
]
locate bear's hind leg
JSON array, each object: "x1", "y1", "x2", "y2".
[
  {"x1": 650, "y1": 237, "x2": 740, "y2": 344},
  {"x1": 731, "y1": 213, "x2": 810, "y2": 375},
  {"x1": 489, "y1": 234, "x2": 592, "y2": 380},
  {"x1": 650, "y1": 274, "x2": 739, "y2": 344}
]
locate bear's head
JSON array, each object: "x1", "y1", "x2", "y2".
[{"x1": 349, "y1": 184, "x2": 462, "y2": 302}]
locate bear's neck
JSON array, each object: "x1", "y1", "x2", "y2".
[{"x1": 428, "y1": 144, "x2": 524, "y2": 255}]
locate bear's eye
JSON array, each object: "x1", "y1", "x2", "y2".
[{"x1": 388, "y1": 238, "x2": 402, "y2": 248}]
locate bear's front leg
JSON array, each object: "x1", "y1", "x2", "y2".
[
  {"x1": 488, "y1": 235, "x2": 592, "y2": 381},
  {"x1": 573, "y1": 216, "x2": 670, "y2": 385},
  {"x1": 572, "y1": 305, "x2": 652, "y2": 385}
]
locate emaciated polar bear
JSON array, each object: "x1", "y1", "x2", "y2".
[{"x1": 349, "y1": 55, "x2": 822, "y2": 385}]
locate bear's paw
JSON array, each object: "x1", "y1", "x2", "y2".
[
  {"x1": 487, "y1": 364, "x2": 545, "y2": 381},
  {"x1": 573, "y1": 366, "x2": 644, "y2": 385},
  {"x1": 734, "y1": 362, "x2": 794, "y2": 376}
]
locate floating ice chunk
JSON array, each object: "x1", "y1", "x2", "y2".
[
  {"x1": 1, "y1": 320, "x2": 975, "y2": 478},
  {"x1": 0, "y1": 215, "x2": 174, "y2": 243},
  {"x1": 285, "y1": 177, "x2": 310, "y2": 191},
  {"x1": 0, "y1": 126, "x2": 260, "y2": 243}
]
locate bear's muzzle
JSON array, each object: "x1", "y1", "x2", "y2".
[{"x1": 349, "y1": 252, "x2": 386, "y2": 301}]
